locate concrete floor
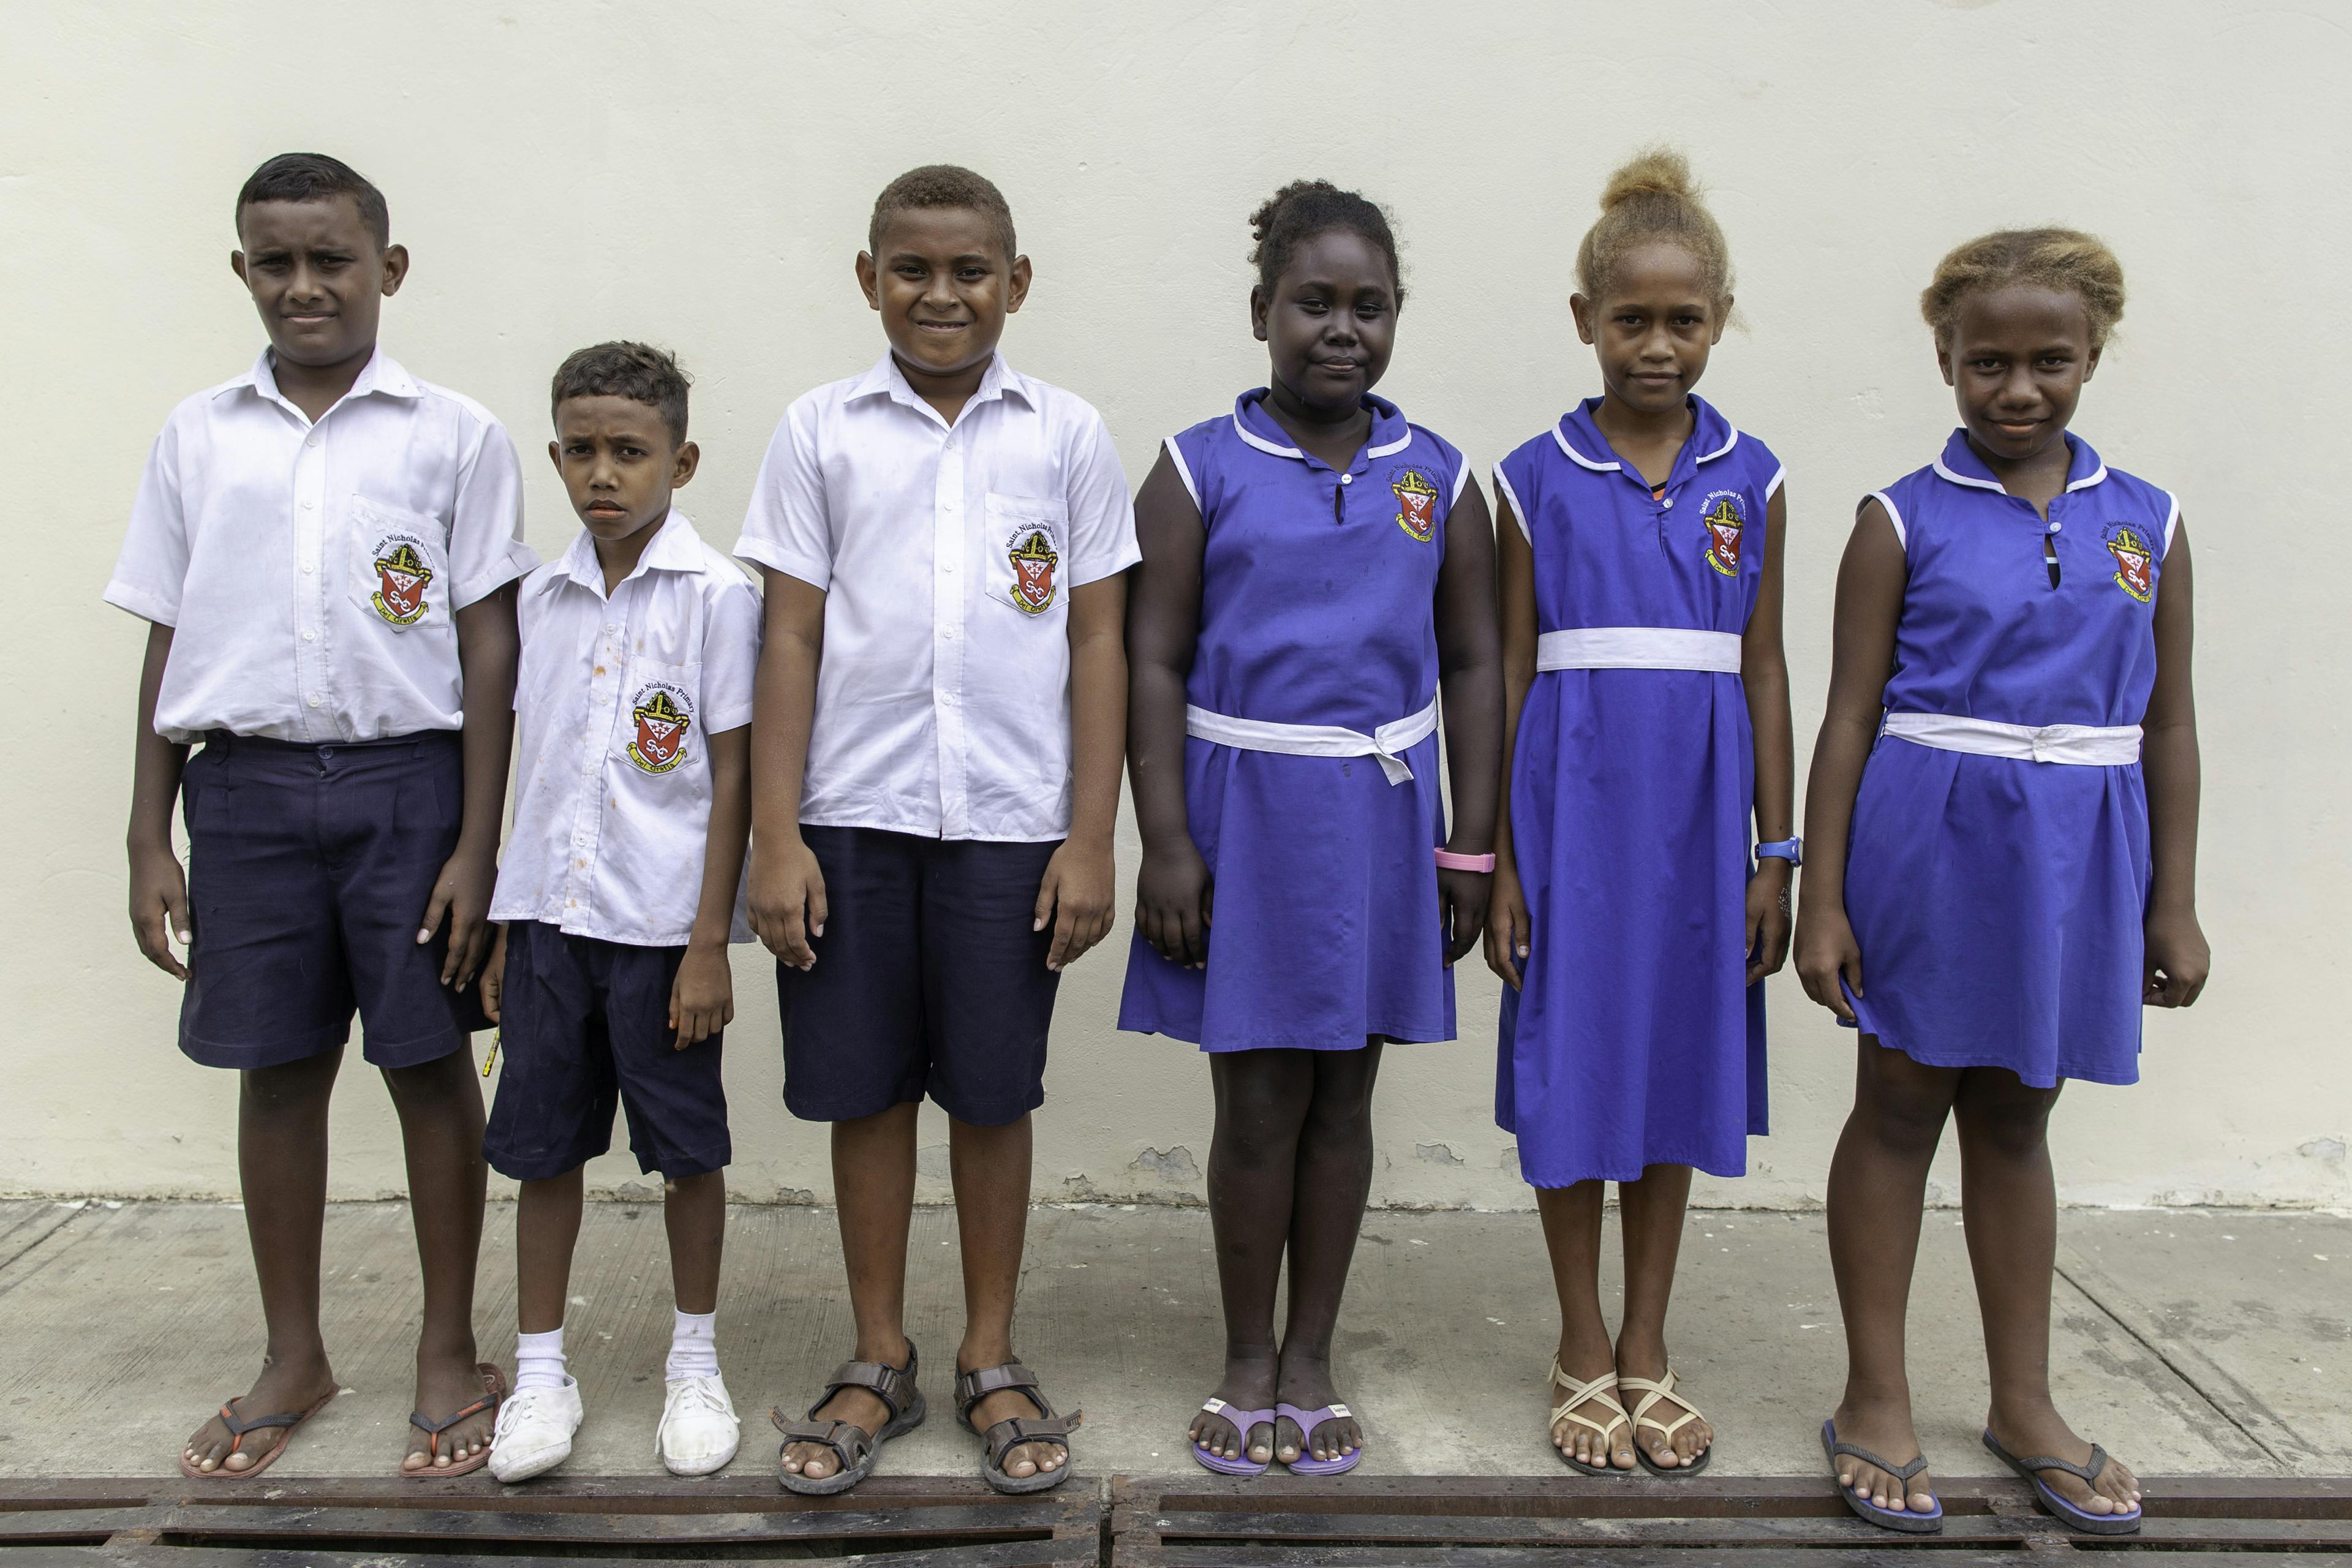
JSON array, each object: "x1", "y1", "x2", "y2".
[{"x1": 0, "y1": 1199, "x2": 2342, "y2": 1481}]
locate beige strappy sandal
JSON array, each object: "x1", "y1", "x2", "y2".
[
  {"x1": 1620, "y1": 1366, "x2": 1710, "y2": 1475},
  {"x1": 1547, "y1": 1355, "x2": 1632, "y2": 1477}
]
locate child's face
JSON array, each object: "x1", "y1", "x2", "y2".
[
  {"x1": 1939, "y1": 285, "x2": 2100, "y2": 464},
  {"x1": 1250, "y1": 230, "x2": 1398, "y2": 415},
  {"x1": 549, "y1": 396, "x2": 699, "y2": 546},
  {"x1": 1571, "y1": 242, "x2": 1726, "y2": 416},
  {"x1": 858, "y1": 206, "x2": 1030, "y2": 382},
  {"x1": 230, "y1": 195, "x2": 406, "y2": 370}
]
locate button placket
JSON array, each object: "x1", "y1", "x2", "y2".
[
  {"x1": 934, "y1": 437, "x2": 970, "y2": 835},
  {"x1": 294, "y1": 421, "x2": 331, "y2": 737}
]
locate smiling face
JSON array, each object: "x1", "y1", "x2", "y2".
[
  {"x1": 1939, "y1": 284, "x2": 2100, "y2": 465},
  {"x1": 231, "y1": 195, "x2": 405, "y2": 372},
  {"x1": 857, "y1": 205, "x2": 1030, "y2": 387},
  {"x1": 549, "y1": 394, "x2": 698, "y2": 548},
  {"x1": 1572, "y1": 241, "x2": 1726, "y2": 417},
  {"x1": 1251, "y1": 228, "x2": 1398, "y2": 418}
]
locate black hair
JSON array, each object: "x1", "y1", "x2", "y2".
[
  {"x1": 1248, "y1": 179, "x2": 1403, "y2": 304},
  {"x1": 869, "y1": 164, "x2": 1018, "y2": 263},
  {"x1": 236, "y1": 153, "x2": 391, "y2": 249},
  {"x1": 550, "y1": 342, "x2": 692, "y2": 445}
]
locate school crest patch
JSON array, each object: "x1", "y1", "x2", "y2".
[
  {"x1": 1700, "y1": 492, "x2": 1746, "y2": 576},
  {"x1": 1007, "y1": 528, "x2": 1059, "y2": 614},
  {"x1": 2105, "y1": 525, "x2": 2154, "y2": 602},
  {"x1": 626, "y1": 682, "x2": 694, "y2": 774},
  {"x1": 369, "y1": 535, "x2": 435, "y2": 625},
  {"x1": 1390, "y1": 467, "x2": 1440, "y2": 542}
]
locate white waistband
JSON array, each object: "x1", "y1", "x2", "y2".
[
  {"x1": 1536, "y1": 628, "x2": 1743, "y2": 673},
  {"x1": 1883, "y1": 712, "x2": 2142, "y2": 766},
  {"x1": 1185, "y1": 697, "x2": 1439, "y2": 785}
]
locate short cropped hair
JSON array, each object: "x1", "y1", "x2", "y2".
[
  {"x1": 1921, "y1": 228, "x2": 2127, "y2": 349},
  {"x1": 550, "y1": 342, "x2": 692, "y2": 445},
  {"x1": 869, "y1": 165, "x2": 1018, "y2": 263},
  {"x1": 1575, "y1": 146, "x2": 1733, "y2": 307},
  {"x1": 236, "y1": 153, "x2": 390, "y2": 249},
  {"x1": 1248, "y1": 179, "x2": 1404, "y2": 305}
]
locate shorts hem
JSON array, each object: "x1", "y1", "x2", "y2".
[
  {"x1": 179, "y1": 1024, "x2": 353, "y2": 1071},
  {"x1": 486, "y1": 1140, "x2": 609, "y2": 1182},
  {"x1": 363, "y1": 1031, "x2": 475, "y2": 1069},
  {"x1": 927, "y1": 1089, "x2": 1046, "y2": 1128},
  {"x1": 630, "y1": 1145, "x2": 731, "y2": 1180}
]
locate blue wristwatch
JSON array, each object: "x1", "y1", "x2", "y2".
[{"x1": 1755, "y1": 838, "x2": 1803, "y2": 867}]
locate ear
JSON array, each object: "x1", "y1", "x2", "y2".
[
  {"x1": 1004, "y1": 254, "x2": 1033, "y2": 315},
  {"x1": 1936, "y1": 341, "x2": 1956, "y2": 387},
  {"x1": 1249, "y1": 284, "x2": 1270, "y2": 343},
  {"x1": 546, "y1": 439, "x2": 563, "y2": 473},
  {"x1": 1711, "y1": 294, "x2": 1732, "y2": 346},
  {"x1": 230, "y1": 250, "x2": 249, "y2": 287},
  {"x1": 855, "y1": 251, "x2": 881, "y2": 311},
  {"x1": 379, "y1": 244, "x2": 410, "y2": 297},
  {"x1": 2082, "y1": 344, "x2": 2102, "y2": 382},
  {"x1": 1569, "y1": 293, "x2": 1597, "y2": 347},
  {"x1": 671, "y1": 440, "x2": 701, "y2": 486}
]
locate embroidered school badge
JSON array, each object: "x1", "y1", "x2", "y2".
[
  {"x1": 370, "y1": 538, "x2": 435, "y2": 625},
  {"x1": 1008, "y1": 529, "x2": 1059, "y2": 614},
  {"x1": 1390, "y1": 467, "x2": 1439, "y2": 542},
  {"x1": 627, "y1": 684, "x2": 694, "y2": 774},
  {"x1": 1701, "y1": 493, "x2": 1746, "y2": 577},
  {"x1": 2105, "y1": 526, "x2": 2154, "y2": 602}
]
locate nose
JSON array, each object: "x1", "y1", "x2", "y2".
[
  {"x1": 286, "y1": 260, "x2": 327, "y2": 304},
  {"x1": 922, "y1": 268, "x2": 959, "y2": 309},
  {"x1": 1994, "y1": 363, "x2": 2042, "y2": 411},
  {"x1": 1638, "y1": 323, "x2": 1676, "y2": 363}
]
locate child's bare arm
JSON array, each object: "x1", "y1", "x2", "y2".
[
  {"x1": 1126, "y1": 453, "x2": 1210, "y2": 969},
  {"x1": 746, "y1": 570, "x2": 827, "y2": 969},
  {"x1": 1036, "y1": 575, "x2": 1127, "y2": 972},
  {"x1": 1743, "y1": 487, "x2": 1796, "y2": 984},
  {"x1": 1485, "y1": 490, "x2": 1538, "y2": 989},
  {"x1": 673, "y1": 724, "x2": 750, "y2": 1046},
  {"x1": 2141, "y1": 521, "x2": 2206, "y2": 1008},
  {"x1": 1433, "y1": 477, "x2": 1503, "y2": 967},
  {"x1": 127, "y1": 621, "x2": 193, "y2": 980},
  {"x1": 424, "y1": 584, "x2": 519, "y2": 993}
]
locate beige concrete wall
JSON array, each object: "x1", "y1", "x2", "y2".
[{"x1": 6, "y1": 0, "x2": 2346, "y2": 1209}]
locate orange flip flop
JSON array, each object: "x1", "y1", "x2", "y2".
[
  {"x1": 178, "y1": 1389, "x2": 336, "y2": 1480},
  {"x1": 402, "y1": 1362, "x2": 506, "y2": 1479}
]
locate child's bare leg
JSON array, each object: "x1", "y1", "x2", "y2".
[
  {"x1": 664, "y1": 1171, "x2": 726, "y2": 1316},
  {"x1": 183, "y1": 1050, "x2": 344, "y2": 1472},
  {"x1": 1618, "y1": 1162, "x2": 1710, "y2": 1467},
  {"x1": 1191, "y1": 1050, "x2": 1314, "y2": 1464},
  {"x1": 1954, "y1": 1068, "x2": 2140, "y2": 1518},
  {"x1": 948, "y1": 1111, "x2": 1062, "y2": 1479},
  {"x1": 1827, "y1": 1042, "x2": 1959, "y2": 1514},
  {"x1": 1272, "y1": 1043, "x2": 1381, "y2": 1464},
  {"x1": 782, "y1": 1102, "x2": 917, "y2": 1481},
  {"x1": 384, "y1": 1048, "x2": 493, "y2": 1472},
  {"x1": 517, "y1": 1168, "x2": 585, "y2": 1334},
  {"x1": 1536, "y1": 1180, "x2": 1632, "y2": 1469}
]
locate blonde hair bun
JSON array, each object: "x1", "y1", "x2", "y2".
[{"x1": 1599, "y1": 147, "x2": 1702, "y2": 212}]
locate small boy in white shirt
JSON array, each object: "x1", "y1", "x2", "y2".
[{"x1": 480, "y1": 344, "x2": 759, "y2": 1481}]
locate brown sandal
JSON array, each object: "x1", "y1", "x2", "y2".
[
  {"x1": 955, "y1": 1360, "x2": 1082, "y2": 1495},
  {"x1": 402, "y1": 1363, "x2": 505, "y2": 1479},
  {"x1": 178, "y1": 1389, "x2": 336, "y2": 1480},
  {"x1": 772, "y1": 1340, "x2": 926, "y2": 1496}
]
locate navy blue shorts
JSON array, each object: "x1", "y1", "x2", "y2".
[
  {"x1": 778, "y1": 826, "x2": 1061, "y2": 1126},
  {"x1": 483, "y1": 920, "x2": 731, "y2": 1181},
  {"x1": 179, "y1": 731, "x2": 488, "y2": 1071}
]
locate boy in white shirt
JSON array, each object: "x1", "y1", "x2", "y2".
[
  {"x1": 110, "y1": 153, "x2": 535, "y2": 1480},
  {"x1": 480, "y1": 344, "x2": 758, "y2": 1480},
  {"x1": 741, "y1": 165, "x2": 1135, "y2": 1495}
]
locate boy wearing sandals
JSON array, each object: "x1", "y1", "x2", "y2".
[
  {"x1": 480, "y1": 344, "x2": 760, "y2": 1482},
  {"x1": 739, "y1": 165, "x2": 1134, "y2": 1494}
]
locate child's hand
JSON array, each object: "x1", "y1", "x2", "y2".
[
  {"x1": 1437, "y1": 862, "x2": 1490, "y2": 968},
  {"x1": 1793, "y1": 899, "x2": 1863, "y2": 1021},
  {"x1": 480, "y1": 925, "x2": 508, "y2": 1023},
  {"x1": 2143, "y1": 907, "x2": 2209, "y2": 1008},
  {"x1": 420, "y1": 841, "x2": 498, "y2": 992},
  {"x1": 670, "y1": 941, "x2": 734, "y2": 1048},
  {"x1": 748, "y1": 835, "x2": 827, "y2": 970},
  {"x1": 129, "y1": 838, "x2": 193, "y2": 981},
  {"x1": 1484, "y1": 858, "x2": 1529, "y2": 989},
  {"x1": 1745, "y1": 861, "x2": 1793, "y2": 985},
  {"x1": 1035, "y1": 839, "x2": 1115, "y2": 973},
  {"x1": 1135, "y1": 839, "x2": 1212, "y2": 970}
]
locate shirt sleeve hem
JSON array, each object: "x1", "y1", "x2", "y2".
[
  {"x1": 103, "y1": 581, "x2": 179, "y2": 626},
  {"x1": 449, "y1": 544, "x2": 540, "y2": 611},
  {"x1": 734, "y1": 535, "x2": 832, "y2": 590},
  {"x1": 1068, "y1": 540, "x2": 1144, "y2": 589},
  {"x1": 702, "y1": 704, "x2": 755, "y2": 735}
]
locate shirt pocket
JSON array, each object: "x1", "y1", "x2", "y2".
[
  {"x1": 345, "y1": 497, "x2": 452, "y2": 633},
  {"x1": 608, "y1": 659, "x2": 709, "y2": 784},
  {"x1": 982, "y1": 492, "x2": 1071, "y2": 620}
]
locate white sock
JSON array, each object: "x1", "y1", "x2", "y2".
[
  {"x1": 515, "y1": 1326, "x2": 570, "y2": 1393},
  {"x1": 666, "y1": 1309, "x2": 719, "y2": 1382}
]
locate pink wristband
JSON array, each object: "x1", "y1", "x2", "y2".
[{"x1": 1434, "y1": 849, "x2": 1496, "y2": 873}]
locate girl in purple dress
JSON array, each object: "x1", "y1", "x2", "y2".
[
  {"x1": 1123, "y1": 182, "x2": 1502, "y2": 1476},
  {"x1": 1486, "y1": 150, "x2": 1795, "y2": 1477},
  {"x1": 1796, "y1": 230, "x2": 2206, "y2": 1536}
]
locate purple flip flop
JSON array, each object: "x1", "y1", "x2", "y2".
[
  {"x1": 1981, "y1": 1430, "x2": 2142, "y2": 1535},
  {"x1": 1277, "y1": 1401, "x2": 1362, "y2": 1476},
  {"x1": 1191, "y1": 1398, "x2": 1275, "y2": 1476}
]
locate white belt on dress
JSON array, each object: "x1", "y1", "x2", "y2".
[
  {"x1": 1536, "y1": 627, "x2": 1743, "y2": 673},
  {"x1": 1184, "y1": 696, "x2": 1439, "y2": 785},
  {"x1": 1883, "y1": 711, "x2": 2142, "y2": 766}
]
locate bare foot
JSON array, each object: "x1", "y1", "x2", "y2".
[
  {"x1": 183, "y1": 1354, "x2": 337, "y2": 1474},
  {"x1": 1273, "y1": 1351, "x2": 1359, "y2": 1466},
  {"x1": 1188, "y1": 1347, "x2": 1276, "y2": 1465},
  {"x1": 1550, "y1": 1354, "x2": 1636, "y2": 1471},
  {"x1": 1989, "y1": 1403, "x2": 2142, "y2": 1518},
  {"x1": 401, "y1": 1354, "x2": 497, "y2": 1472},
  {"x1": 960, "y1": 1355, "x2": 1068, "y2": 1481},
  {"x1": 1829, "y1": 1395, "x2": 1936, "y2": 1516},
  {"x1": 1619, "y1": 1351, "x2": 1712, "y2": 1469}
]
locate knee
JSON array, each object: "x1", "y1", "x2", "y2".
[
  {"x1": 1852, "y1": 1083, "x2": 1950, "y2": 1159},
  {"x1": 380, "y1": 1050, "x2": 478, "y2": 1112},
  {"x1": 1956, "y1": 1098, "x2": 2053, "y2": 1163},
  {"x1": 1301, "y1": 1080, "x2": 1375, "y2": 1144}
]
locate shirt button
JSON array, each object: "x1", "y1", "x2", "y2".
[
  {"x1": 605, "y1": 622, "x2": 620, "y2": 633},
  {"x1": 301, "y1": 561, "x2": 315, "y2": 574},
  {"x1": 1340, "y1": 473, "x2": 1353, "y2": 486},
  {"x1": 301, "y1": 630, "x2": 316, "y2": 643},
  {"x1": 306, "y1": 694, "x2": 322, "y2": 707},
  {"x1": 2049, "y1": 521, "x2": 2064, "y2": 533},
  {"x1": 305, "y1": 435, "x2": 319, "y2": 448},
  {"x1": 944, "y1": 561, "x2": 957, "y2": 574},
  {"x1": 1662, "y1": 497, "x2": 1675, "y2": 508},
  {"x1": 301, "y1": 498, "x2": 315, "y2": 510}
]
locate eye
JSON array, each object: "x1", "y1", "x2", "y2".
[
  {"x1": 617, "y1": 445, "x2": 644, "y2": 458},
  {"x1": 958, "y1": 266, "x2": 988, "y2": 281}
]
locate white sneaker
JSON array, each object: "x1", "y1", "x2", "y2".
[
  {"x1": 488, "y1": 1381, "x2": 584, "y2": 1483},
  {"x1": 657, "y1": 1373, "x2": 740, "y2": 1476}
]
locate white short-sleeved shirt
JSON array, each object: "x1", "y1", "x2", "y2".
[
  {"x1": 104, "y1": 348, "x2": 537, "y2": 743},
  {"x1": 735, "y1": 352, "x2": 1139, "y2": 842},
  {"x1": 491, "y1": 511, "x2": 762, "y2": 948}
]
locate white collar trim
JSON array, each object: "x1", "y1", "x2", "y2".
[
  {"x1": 1232, "y1": 410, "x2": 1305, "y2": 460},
  {"x1": 1551, "y1": 424, "x2": 1620, "y2": 472},
  {"x1": 2064, "y1": 464, "x2": 2109, "y2": 492},
  {"x1": 1931, "y1": 457, "x2": 2010, "y2": 494},
  {"x1": 1365, "y1": 430, "x2": 1412, "y2": 459},
  {"x1": 1697, "y1": 425, "x2": 1740, "y2": 464}
]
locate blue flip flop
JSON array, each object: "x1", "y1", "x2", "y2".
[
  {"x1": 1276, "y1": 1401, "x2": 1362, "y2": 1475},
  {"x1": 1822, "y1": 1419, "x2": 1943, "y2": 1534},
  {"x1": 1982, "y1": 1430, "x2": 2142, "y2": 1534},
  {"x1": 1191, "y1": 1398, "x2": 1275, "y2": 1476}
]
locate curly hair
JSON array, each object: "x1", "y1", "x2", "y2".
[
  {"x1": 551, "y1": 342, "x2": 692, "y2": 445},
  {"x1": 1920, "y1": 228, "x2": 2126, "y2": 349},
  {"x1": 1248, "y1": 179, "x2": 1403, "y2": 304},
  {"x1": 1574, "y1": 147, "x2": 1733, "y2": 307},
  {"x1": 869, "y1": 164, "x2": 1017, "y2": 263}
]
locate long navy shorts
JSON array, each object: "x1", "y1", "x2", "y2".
[
  {"x1": 483, "y1": 919, "x2": 731, "y2": 1181},
  {"x1": 778, "y1": 826, "x2": 1061, "y2": 1126},
  {"x1": 179, "y1": 730, "x2": 486, "y2": 1071}
]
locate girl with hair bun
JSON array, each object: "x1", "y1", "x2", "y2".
[
  {"x1": 1121, "y1": 180, "x2": 1504, "y2": 1477},
  {"x1": 1795, "y1": 229, "x2": 2204, "y2": 1536},
  {"x1": 1486, "y1": 148, "x2": 1793, "y2": 1478}
]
